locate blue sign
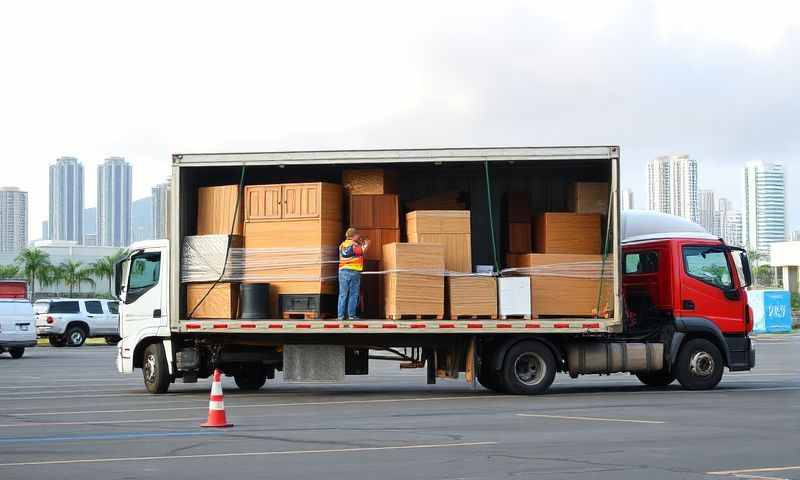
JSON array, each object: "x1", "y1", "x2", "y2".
[{"x1": 750, "y1": 290, "x2": 792, "y2": 333}]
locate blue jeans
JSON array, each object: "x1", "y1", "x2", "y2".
[{"x1": 337, "y1": 269, "x2": 361, "y2": 319}]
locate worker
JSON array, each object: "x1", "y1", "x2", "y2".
[{"x1": 338, "y1": 227, "x2": 369, "y2": 320}]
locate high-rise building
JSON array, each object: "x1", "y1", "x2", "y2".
[
  {"x1": 715, "y1": 197, "x2": 733, "y2": 239},
  {"x1": 792, "y1": 230, "x2": 800, "y2": 241},
  {"x1": 0, "y1": 187, "x2": 28, "y2": 253},
  {"x1": 49, "y1": 156, "x2": 84, "y2": 242},
  {"x1": 699, "y1": 189, "x2": 716, "y2": 233},
  {"x1": 41, "y1": 220, "x2": 49, "y2": 240},
  {"x1": 647, "y1": 154, "x2": 699, "y2": 223},
  {"x1": 743, "y1": 161, "x2": 786, "y2": 256},
  {"x1": 96, "y1": 156, "x2": 132, "y2": 247},
  {"x1": 151, "y1": 181, "x2": 171, "y2": 239},
  {"x1": 622, "y1": 188, "x2": 634, "y2": 210},
  {"x1": 723, "y1": 211, "x2": 743, "y2": 247}
]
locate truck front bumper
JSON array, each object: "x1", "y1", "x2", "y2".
[{"x1": 117, "y1": 339, "x2": 134, "y2": 374}]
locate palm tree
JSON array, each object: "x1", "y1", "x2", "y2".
[
  {"x1": 0, "y1": 264, "x2": 20, "y2": 279},
  {"x1": 92, "y1": 250, "x2": 126, "y2": 295},
  {"x1": 15, "y1": 247, "x2": 52, "y2": 300},
  {"x1": 58, "y1": 260, "x2": 96, "y2": 296}
]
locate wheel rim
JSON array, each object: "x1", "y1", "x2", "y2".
[
  {"x1": 513, "y1": 352, "x2": 546, "y2": 386},
  {"x1": 143, "y1": 353, "x2": 157, "y2": 384},
  {"x1": 70, "y1": 330, "x2": 84, "y2": 344},
  {"x1": 689, "y1": 351, "x2": 715, "y2": 377}
]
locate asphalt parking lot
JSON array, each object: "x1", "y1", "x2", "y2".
[{"x1": 1, "y1": 335, "x2": 798, "y2": 480}]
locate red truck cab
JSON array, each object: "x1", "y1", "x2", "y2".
[{"x1": 622, "y1": 211, "x2": 755, "y2": 386}]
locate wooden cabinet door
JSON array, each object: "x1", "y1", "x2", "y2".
[
  {"x1": 373, "y1": 194, "x2": 399, "y2": 228},
  {"x1": 348, "y1": 195, "x2": 374, "y2": 228},
  {"x1": 283, "y1": 183, "x2": 321, "y2": 219},
  {"x1": 245, "y1": 185, "x2": 282, "y2": 222}
]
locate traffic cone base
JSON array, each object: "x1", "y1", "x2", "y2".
[{"x1": 201, "y1": 369, "x2": 233, "y2": 428}]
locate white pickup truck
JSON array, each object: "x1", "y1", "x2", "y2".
[{"x1": 34, "y1": 298, "x2": 120, "y2": 347}]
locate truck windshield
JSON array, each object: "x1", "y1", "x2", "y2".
[{"x1": 683, "y1": 247, "x2": 733, "y2": 289}]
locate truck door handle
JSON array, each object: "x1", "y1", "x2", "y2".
[
  {"x1": 683, "y1": 300, "x2": 695, "y2": 310},
  {"x1": 153, "y1": 309, "x2": 161, "y2": 318}
]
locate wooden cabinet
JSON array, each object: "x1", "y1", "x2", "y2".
[
  {"x1": 348, "y1": 194, "x2": 399, "y2": 229},
  {"x1": 245, "y1": 185, "x2": 282, "y2": 222},
  {"x1": 246, "y1": 183, "x2": 339, "y2": 222}
]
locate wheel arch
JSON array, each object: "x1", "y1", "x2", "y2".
[
  {"x1": 65, "y1": 321, "x2": 90, "y2": 336},
  {"x1": 488, "y1": 335, "x2": 565, "y2": 373},
  {"x1": 672, "y1": 317, "x2": 730, "y2": 367},
  {"x1": 133, "y1": 336, "x2": 167, "y2": 369}
]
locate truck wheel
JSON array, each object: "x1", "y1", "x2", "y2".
[
  {"x1": 500, "y1": 341, "x2": 557, "y2": 395},
  {"x1": 142, "y1": 343, "x2": 171, "y2": 394},
  {"x1": 9, "y1": 347, "x2": 25, "y2": 359},
  {"x1": 234, "y1": 367, "x2": 268, "y2": 391},
  {"x1": 674, "y1": 339, "x2": 724, "y2": 390},
  {"x1": 49, "y1": 336, "x2": 67, "y2": 347},
  {"x1": 635, "y1": 370, "x2": 675, "y2": 387},
  {"x1": 65, "y1": 325, "x2": 87, "y2": 347},
  {"x1": 477, "y1": 352, "x2": 504, "y2": 393}
]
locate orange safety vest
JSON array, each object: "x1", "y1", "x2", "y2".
[{"x1": 338, "y1": 239, "x2": 364, "y2": 271}]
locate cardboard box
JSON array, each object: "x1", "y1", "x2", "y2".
[
  {"x1": 507, "y1": 222, "x2": 532, "y2": 254},
  {"x1": 348, "y1": 194, "x2": 399, "y2": 229},
  {"x1": 360, "y1": 260, "x2": 384, "y2": 319},
  {"x1": 185, "y1": 282, "x2": 240, "y2": 319},
  {"x1": 407, "y1": 211, "x2": 471, "y2": 272},
  {"x1": 447, "y1": 276, "x2": 497, "y2": 318},
  {"x1": 511, "y1": 253, "x2": 613, "y2": 317},
  {"x1": 342, "y1": 169, "x2": 397, "y2": 195},
  {"x1": 180, "y1": 234, "x2": 243, "y2": 283},
  {"x1": 533, "y1": 213, "x2": 602, "y2": 254},
  {"x1": 382, "y1": 243, "x2": 445, "y2": 319},
  {"x1": 197, "y1": 185, "x2": 243, "y2": 235},
  {"x1": 497, "y1": 277, "x2": 531, "y2": 318},
  {"x1": 570, "y1": 182, "x2": 609, "y2": 215}
]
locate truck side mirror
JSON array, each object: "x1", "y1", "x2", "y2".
[
  {"x1": 741, "y1": 253, "x2": 752, "y2": 288},
  {"x1": 113, "y1": 258, "x2": 127, "y2": 301}
]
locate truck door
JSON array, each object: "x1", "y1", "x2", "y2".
[
  {"x1": 119, "y1": 250, "x2": 164, "y2": 340},
  {"x1": 678, "y1": 244, "x2": 747, "y2": 333}
]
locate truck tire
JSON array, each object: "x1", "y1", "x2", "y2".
[
  {"x1": 65, "y1": 325, "x2": 87, "y2": 347},
  {"x1": 234, "y1": 367, "x2": 268, "y2": 391},
  {"x1": 635, "y1": 370, "x2": 675, "y2": 387},
  {"x1": 142, "y1": 343, "x2": 171, "y2": 394},
  {"x1": 500, "y1": 341, "x2": 557, "y2": 395},
  {"x1": 9, "y1": 347, "x2": 25, "y2": 359},
  {"x1": 49, "y1": 335, "x2": 67, "y2": 347},
  {"x1": 477, "y1": 352, "x2": 504, "y2": 393},
  {"x1": 674, "y1": 338, "x2": 724, "y2": 390}
]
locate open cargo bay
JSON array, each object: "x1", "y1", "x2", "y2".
[{"x1": 171, "y1": 146, "x2": 621, "y2": 335}]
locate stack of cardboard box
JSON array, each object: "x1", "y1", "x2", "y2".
[
  {"x1": 186, "y1": 185, "x2": 243, "y2": 319},
  {"x1": 506, "y1": 192, "x2": 531, "y2": 254},
  {"x1": 382, "y1": 243, "x2": 445, "y2": 319},
  {"x1": 406, "y1": 210, "x2": 472, "y2": 273}
]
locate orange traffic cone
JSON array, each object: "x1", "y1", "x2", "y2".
[{"x1": 201, "y1": 369, "x2": 233, "y2": 428}]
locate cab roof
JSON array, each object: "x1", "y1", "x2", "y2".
[{"x1": 622, "y1": 210, "x2": 719, "y2": 244}]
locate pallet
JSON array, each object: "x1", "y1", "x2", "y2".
[
  {"x1": 498, "y1": 314, "x2": 533, "y2": 320},
  {"x1": 282, "y1": 311, "x2": 335, "y2": 320},
  {"x1": 453, "y1": 314, "x2": 498, "y2": 320},
  {"x1": 386, "y1": 313, "x2": 444, "y2": 320}
]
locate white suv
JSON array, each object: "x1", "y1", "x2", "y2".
[
  {"x1": 34, "y1": 298, "x2": 120, "y2": 347},
  {"x1": 0, "y1": 299, "x2": 37, "y2": 358}
]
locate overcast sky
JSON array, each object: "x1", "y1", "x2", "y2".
[{"x1": 1, "y1": 1, "x2": 798, "y2": 239}]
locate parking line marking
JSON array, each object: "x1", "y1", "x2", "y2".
[
  {"x1": 0, "y1": 441, "x2": 497, "y2": 467},
  {"x1": 707, "y1": 465, "x2": 800, "y2": 477},
  {"x1": 516, "y1": 413, "x2": 665, "y2": 424},
  {"x1": 0, "y1": 431, "x2": 221, "y2": 445},
  {"x1": 0, "y1": 417, "x2": 205, "y2": 428}
]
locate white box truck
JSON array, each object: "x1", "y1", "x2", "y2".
[{"x1": 114, "y1": 146, "x2": 755, "y2": 394}]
